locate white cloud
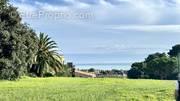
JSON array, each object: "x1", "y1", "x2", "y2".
[
  {"x1": 93, "y1": 44, "x2": 168, "y2": 51},
  {"x1": 34, "y1": 1, "x2": 69, "y2": 11},
  {"x1": 92, "y1": 44, "x2": 170, "y2": 55},
  {"x1": 107, "y1": 25, "x2": 180, "y2": 32},
  {"x1": 11, "y1": 0, "x2": 180, "y2": 25},
  {"x1": 13, "y1": 2, "x2": 37, "y2": 12}
]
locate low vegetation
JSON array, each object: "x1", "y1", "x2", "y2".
[{"x1": 0, "y1": 77, "x2": 175, "y2": 101}]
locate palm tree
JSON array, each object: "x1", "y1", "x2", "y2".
[{"x1": 35, "y1": 33, "x2": 63, "y2": 77}]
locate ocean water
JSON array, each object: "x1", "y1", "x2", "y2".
[
  {"x1": 64, "y1": 53, "x2": 146, "y2": 70},
  {"x1": 75, "y1": 63, "x2": 131, "y2": 70}
]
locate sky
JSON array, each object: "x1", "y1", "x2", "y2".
[{"x1": 10, "y1": 0, "x2": 180, "y2": 67}]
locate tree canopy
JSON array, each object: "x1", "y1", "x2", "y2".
[
  {"x1": 168, "y1": 44, "x2": 180, "y2": 57},
  {"x1": 128, "y1": 52, "x2": 178, "y2": 80},
  {"x1": 0, "y1": 0, "x2": 38, "y2": 80}
]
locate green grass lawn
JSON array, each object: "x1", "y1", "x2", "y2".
[{"x1": 0, "y1": 77, "x2": 175, "y2": 101}]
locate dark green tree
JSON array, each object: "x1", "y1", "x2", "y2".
[
  {"x1": 145, "y1": 53, "x2": 177, "y2": 79},
  {"x1": 145, "y1": 53, "x2": 166, "y2": 62},
  {"x1": 128, "y1": 62, "x2": 146, "y2": 79},
  {"x1": 88, "y1": 68, "x2": 95, "y2": 72},
  {"x1": 0, "y1": 0, "x2": 38, "y2": 80},
  {"x1": 128, "y1": 52, "x2": 178, "y2": 80},
  {"x1": 168, "y1": 44, "x2": 180, "y2": 57}
]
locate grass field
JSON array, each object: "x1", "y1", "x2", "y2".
[{"x1": 0, "y1": 77, "x2": 175, "y2": 101}]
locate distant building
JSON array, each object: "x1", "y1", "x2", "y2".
[
  {"x1": 67, "y1": 62, "x2": 96, "y2": 78},
  {"x1": 75, "y1": 70, "x2": 96, "y2": 78}
]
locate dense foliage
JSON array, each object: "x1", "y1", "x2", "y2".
[
  {"x1": 168, "y1": 44, "x2": 180, "y2": 57},
  {"x1": 127, "y1": 62, "x2": 145, "y2": 79},
  {"x1": 128, "y1": 50, "x2": 178, "y2": 80},
  {"x1": 0, "y1": 0, "x2": 38, "y2": 80},
  {"x1": 0, "y1": 1, "x2": 65, "y2": 79}
]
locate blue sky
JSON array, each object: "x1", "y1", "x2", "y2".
[{"x1": 11, "y1": 0, "x2": 180, "y2": 65}]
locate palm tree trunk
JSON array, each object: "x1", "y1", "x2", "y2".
[{"x1": 38, "y1": 64, "x2": 44, "y2": 77}]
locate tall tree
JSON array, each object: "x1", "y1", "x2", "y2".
[
  {"x1": 0, "y1": 0, "x2": 38, "y2": 80},
  {"x1": 168, "y1": 44, "x2": 180, "y2": 57},
  {"x1": 35, "y1": 33, "x2": 63, "y2": 77},
  {"x1": 145, "y1": 53, "x2": 177, "y2": 79},
  {"x1": 128, "y1": 52, "x2": 178, "y2": 80}
]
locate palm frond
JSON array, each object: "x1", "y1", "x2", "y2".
[{"x1": 35, "y1": 33, "x2": 63, "y2": 77}]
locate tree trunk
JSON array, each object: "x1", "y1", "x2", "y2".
[{"x1": 38, "y1": 65, "x2": 44, "y2": 77}]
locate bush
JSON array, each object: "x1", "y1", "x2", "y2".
[
  {"x1": 43, "y1": 72, "x2": 54, "y2": 77},
  {"x1": 28, "y1": 73, "x2": 37, "y2": 78},
  {"x1": 56, "y1": 65, "x2": 72, "y2": 77}
]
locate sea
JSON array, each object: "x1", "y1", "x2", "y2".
[
  {"x1": 64, "y1": 53, "x2": 146, "y2": 70},
  {"x1": 75, "y1": 63, "x2": 131, "y2": 70}
]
